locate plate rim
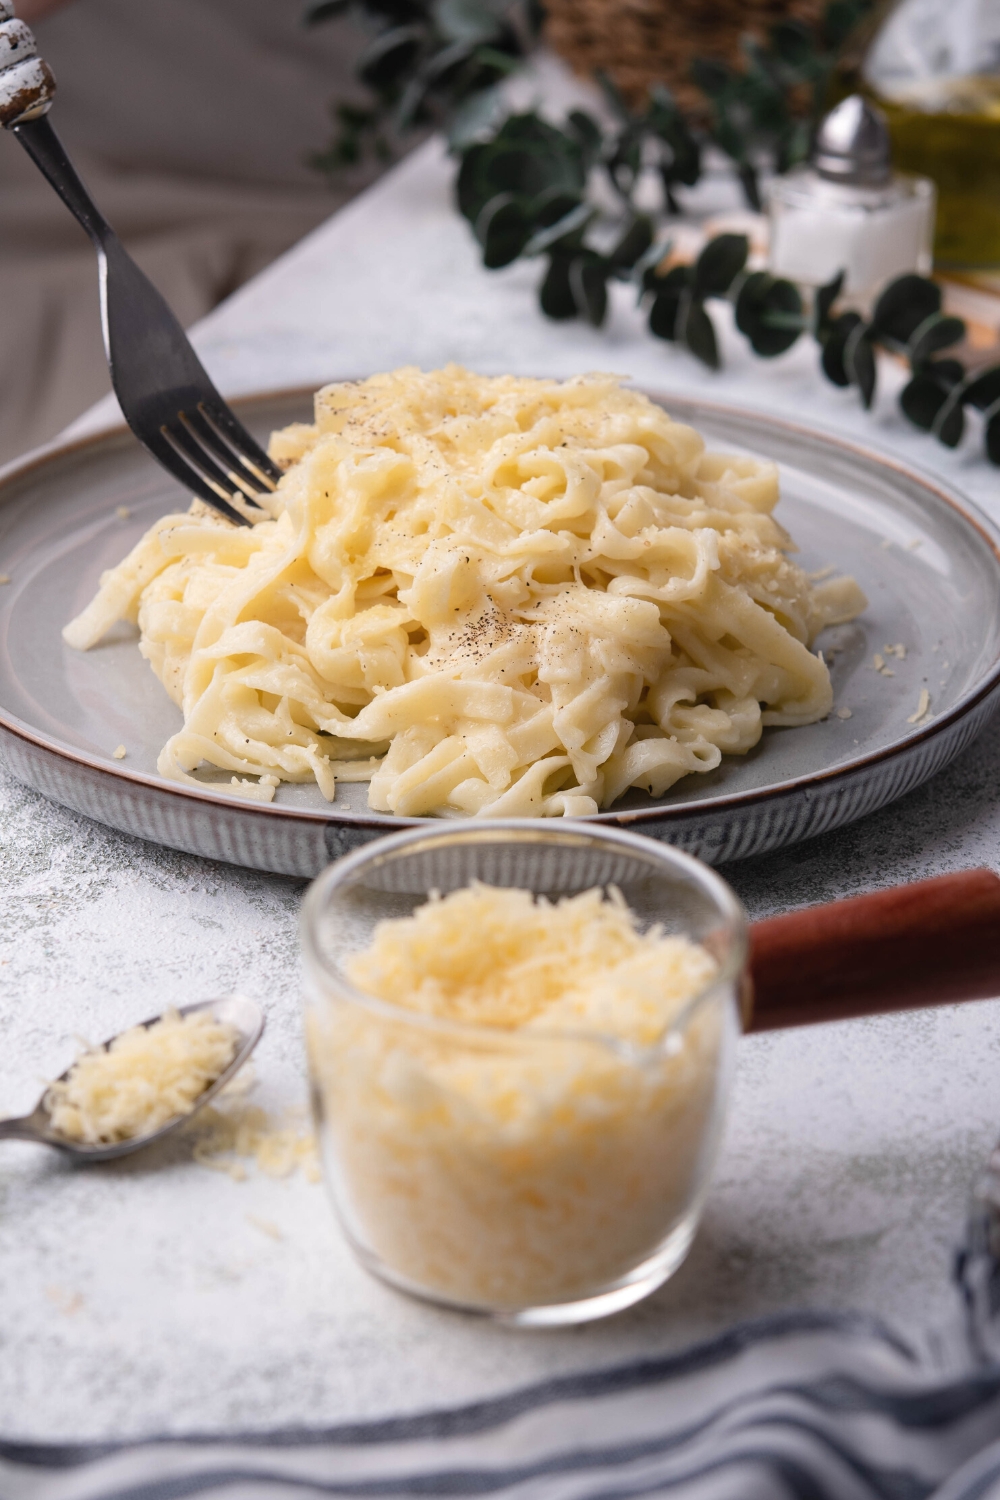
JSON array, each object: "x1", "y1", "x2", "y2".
[{"x1": 2, "y1": 384, "x2": 999, "y2": 833}]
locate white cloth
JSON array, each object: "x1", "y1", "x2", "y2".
[{"x1": 2, "y1": 1312, "x2": 1000, "y2": 1499}]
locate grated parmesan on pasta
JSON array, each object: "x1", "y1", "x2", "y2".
[
  {"x1": 45, "y1": 1008, "x2": 238, "y2": 1145},
  {"x1": 64, "y1": 368, "x2": 866, "y2": 816},
  {"x1": 308, "y1": 883, "x2": 735, "y2": 1307}
]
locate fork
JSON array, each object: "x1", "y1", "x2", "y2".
[{"x1": 0, "y1": 3, "x2": 280, "y2": 526}]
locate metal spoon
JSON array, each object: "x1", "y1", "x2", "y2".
[{"x1": 0, "y1": 996, "x2": 264, "y2": 1162}]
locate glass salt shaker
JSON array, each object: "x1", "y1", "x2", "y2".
[{"x1": 768, "y1": 94, "x2": 936, "y2": 310}]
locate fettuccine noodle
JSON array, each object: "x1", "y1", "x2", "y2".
[{"x1": 64, "y1": 368, "x2": 865, "y2": 816}]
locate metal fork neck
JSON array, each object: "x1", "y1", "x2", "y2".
[{"x1": 12, "y1": 114, "x2": 113, "y2": 249}]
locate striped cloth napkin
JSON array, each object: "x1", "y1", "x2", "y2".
[{"x1": 6, "y1": 1151, "x2": 1000, "y2": 1500}]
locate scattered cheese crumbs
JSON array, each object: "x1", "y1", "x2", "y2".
[
  {"x1": 226, "y1": 773, "x2": 280, "y2": 802},
  {"x1": 190, "y1": 1100, "x2": 320, "y2": 1183},
  {"x1": 115, "y1": 505, "x2": 131, "y2": 520},
  {"x1": 873, "y1": 653, "x2": 885, "y2": 671},
  {"x1": 246, "y1": 1213, "x2": 284, "y2": 1241},
  {"x1": 907, "y1": 689, "x2": 932, "y2": 724},
  {"x1": 45, "y1": 1285, "x2": 84, "y2": 1316},
  {"x1": 112, "y1": 745, "x2": 127, "y2": 760},
  {"x1": 808, "y1": 564, "x2": 835, "y2": 581},
  {"x1": 884, "y1": 643, "x2": 907, "y2": 660},
  {"x1": 313, "y1": 883, "x2": 726, "y2": 1306},
  {"x1": 45, "y1": 1008, "x2": 239, "y2": 1145},
  {"x1": 836, "y1": 707, "x2": 853, "y2": 720}
]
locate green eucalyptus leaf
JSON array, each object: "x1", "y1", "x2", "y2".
[
  {"x1": 648, "y1": 286, "x2": 683, "y2": 340},
  {"x1": 476, "y1": 192, "x2": 532, "y2": 267},
  {"x1": 821, "y1": 311, "x2": 863, "y2": 386},
  {"x1": 958, "y1": 365, "x2": 1000, "y2": 410},
  {"x1": 570, "y1": 257, "x2": 608, "y2": 326},
  {"x1": 733, "y1": 271, "x2": 770, "y2": 330},
  {"x1": 678, "y1": 293, "x2": 720, "y2": 369},
  {"x1": 823, "y1": 0, "x2": 868, "y2": 49},
  {"x1": 738, "y1": 275, "x2": 803, "y2": 356},
  {"x1": 540, "y1": 254, "x2": 577, "y2": 319},
  {"x1": 690, "y1": 57, "x2": 732, "y2": 98},
  {"x1": 845, "y1": 322, "x2": 877, "y2": 408},
  {"x1": 357, "y1": 25, "x2": 425, "y2": 91},
  {"x1": 926, "y1": 358, "x2": 966, "y2": 388},
  {"x1": 632, "y1": 238, "x2": 672, "y2": 295},
  {"x1": 472, "y1": 43, "x2": 526, "y2": 71},
  {"x1": 336, "y1": 102, "x2": 375, "y2": 128},
  {"x1": 304, "y1": 0, "x2": 351, "y2": 22},
  {"x1": 646, "y1": 262, "x2": 691, "y2": 298},
  {"x1": 770, "y1": 18, "x2": 814, "y2": 67},
  {"x1": 900, "y1": 374, "x2": 948, "y2": 431},
  {"x1": 523, "y1": 198, "x2": 593, "y2": 255},
  {"x1": 396, "y1": 39, "x2": 475, "y2": 130},
  {"x1": 566, "y1": 109, "x2": 603, "y2": 168},
  {"x1": 595, "y1": 68, "x2": 632, "y2": 123},
  {"x1": 931, "y1": 389, "x2": 966, "y2": 448},
  {"x1": 986, "y1": 408, "x2": 1000, "y2": 465},
  {"x1": 870, "y1": 274, "x2": 941, "y2": 344},
  {"x1": 814, "y1": 270, "x2": 845, "y2": 336},
  {"x1": 529, "y1": 187, "x2": 582, "y2": 226},
  {"x1": 737, "y1": 161, "x2": 762, "y2": 212},
  {"x1": 908, "y1": 313, "x2": 965, "y2": 365},
  {"x1": 694, "y1": 233, "x2": 748, "y2": 297},
  {"x1": 432, "y1": 0, "x2": 502, "y2": 43},
  {"x1": 609, "y1": 214, "x2": 654, "y2": 269},
  {"x1": 607, "y1": 129, "x2": 643, "y2": 198},
  {"x1": 455, "y1": 142, "x2": 491, "y2": 220},
  {"x1": 446, "y1": 84, "x2": 507, "y2": 150}
]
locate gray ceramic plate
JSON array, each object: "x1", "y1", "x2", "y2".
[{"x1": 0, "y1": 388, "x2": 998, "y2": 877}]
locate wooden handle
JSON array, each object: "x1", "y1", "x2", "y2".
[
  {"x1": 747, "y1": 868, "x2": 1000, "y2": 1032},
  {"x1": 0, "y1": 3, "x2": 56, "y2": 128}
]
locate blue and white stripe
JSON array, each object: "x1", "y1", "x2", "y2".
[{"x1": 5, "y1": 1310, "x2": 1000, "y2": 1500}]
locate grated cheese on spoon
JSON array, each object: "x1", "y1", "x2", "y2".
[{"x1": 45, "y1": 1008, "x2": 239, "y2": 1145}]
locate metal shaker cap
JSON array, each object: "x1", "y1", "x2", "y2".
[{"x1": 812, "y1": 94, "x2": 892, "y2": 185}]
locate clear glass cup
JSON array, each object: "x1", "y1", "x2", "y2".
[{"x1": 301, "y1": 822, "x2": 747, "y2": 1326}]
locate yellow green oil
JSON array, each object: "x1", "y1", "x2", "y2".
[
  {"x1": 880, "y1": 83, "x2": 1000, "y2": 270},
  {"x1": 834, "y1": 64, "x2": 1000, "y2": 269}
]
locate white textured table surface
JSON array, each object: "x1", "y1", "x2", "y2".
[{"x1": 5, "y1": 91, "x2": 1000, "y2": 1442}]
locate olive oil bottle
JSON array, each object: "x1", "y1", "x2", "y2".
[{"x1": 835, "y1": 0, "x2": 1000, "y2": 270}]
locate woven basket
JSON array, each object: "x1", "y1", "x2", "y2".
[{"x1": 545, "y1": 0, "x2": 827, "y2": 112}]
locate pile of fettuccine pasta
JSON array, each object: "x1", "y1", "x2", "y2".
[{"x1": 64, "y1": 367, "x2": 864, "y2": 815}]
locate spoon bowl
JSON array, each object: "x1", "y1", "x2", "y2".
[{"x1": 0, "y1": 995, "x2": 264, "y2": 1162}]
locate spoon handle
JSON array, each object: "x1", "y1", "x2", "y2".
[
  {"x1": 0, "y1": 1113, "x2": 42, "y2": 1142},
  {"x1": 747, "y1": 867, "x2": 1000, "y2": 1032}
]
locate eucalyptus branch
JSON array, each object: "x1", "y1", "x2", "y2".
[
  {"x1": 305, "y1": 0, "x2": 1000, "y2": 467},
  {"x1": 304, "y1": 0, "x2": 543, "y2": 169},
  {"x1": 307, "y1": 0, "x2": 874, "y2": 204}
]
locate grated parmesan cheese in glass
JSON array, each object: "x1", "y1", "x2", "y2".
[
  {"x1": 45, "y1": 1008, "x2": 238, "y2": 1145},
  {"x1": 308, "y1": 884, "x2": 735, "y2": 1309}
]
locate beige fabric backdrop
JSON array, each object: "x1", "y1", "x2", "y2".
[{"x1": 0, "y1": 0, "x2": 376, "y2": 464}]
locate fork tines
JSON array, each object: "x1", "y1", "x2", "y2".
[{"x1": 155, "y1": 402, "x2": 281, "y2": 527}]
